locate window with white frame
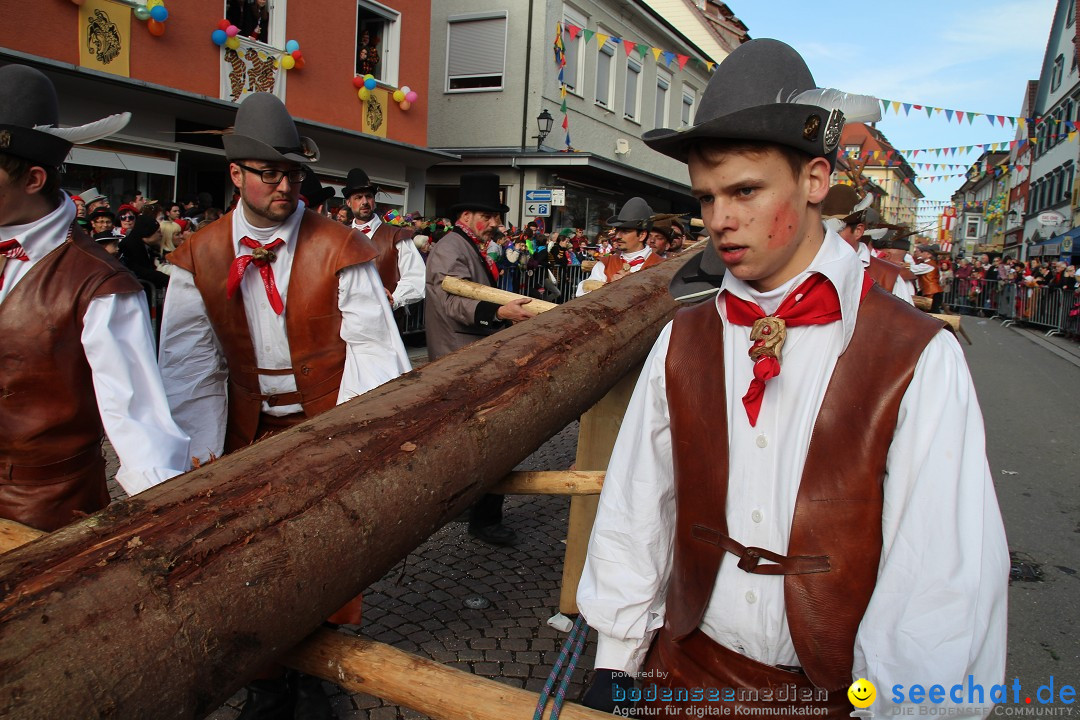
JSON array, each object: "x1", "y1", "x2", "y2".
[
  {"x1": 356, "y1": 0, "x2": 400, "y2": 86},
  {"x1": 654, "y1": 69, "x2": 671, "y2": 130},
  {"x1": 965, "y1": 218, "x2": 980, "y2": 238},
  {"x1": 595, "y1": 34, "x2": 615, "y2": 108},
  {"x1": 224, "y1": 0, "x2": 285, "y2": 47},
  {"x1": 1052, "y1": 54, "x2": 1065, "y2": 92},
  {"x1": 562, "y1": 6, "x2": 585, "y2": 95},
  {"x1": 624, "y1": 57, "x2": 642, "y2": 121},
  {"x1": 446, "y1": 12, "x2": 507, "y2": 92},
  {"x1": 681, "y1": 86, "x2": 696, "y2": 127}
]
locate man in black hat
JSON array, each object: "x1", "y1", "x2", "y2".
[
  {"x1": 822, "y1": 184, "x2": 913, "y2": 304},
  {"x1": 576, "y1": 196, "x2": 664, "y2": 296},
  {"x1": 577, "y1": 39, "x2": 1006, "y2": 717},
  {"x1": 0, "y1": 64, "x2": 190, "y2": 533},
  {"x1": 342, "y1": 167, "x2": 425, "y2": 310},
  {"x1": 158, "y1": 91, "x2": 410, "y2": 719},
  {"x1": 425, "y1": 171, "x2": 535, "y2": 546}
]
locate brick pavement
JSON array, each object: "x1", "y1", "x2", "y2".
[{"x1": 107, "y1": 420, "x2": 598, "y2": 720}]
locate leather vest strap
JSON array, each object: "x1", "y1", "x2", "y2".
[{"x1": 691, "y1": 525, "x2": 830, "y2": 576}]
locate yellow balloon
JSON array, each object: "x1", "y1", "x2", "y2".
[
  {"x1": 393, "y1": 90, "x2": 405, "y2": 102},
  {"x1": 280, "y1": 55, "x2": 295, "y2": 70},
  {"x1": 358, "y1": 88, "x2": 370, "y2": 101},
  {"x1": 225, "y1": 36, "x2": 240, "y2": 50},
  {"x1": 146, "y1": 0, "x2": 163, "y2": 7}
]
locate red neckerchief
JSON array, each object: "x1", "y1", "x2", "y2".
[
  {"x1": 227, "y1": 236, "x2": 286, "y2": 314},
  {"x1": 724, "y1": 273, "x2": 872, "y2": 427},
  {"x1": 455, "y1": 221, "x2": 499, "y2": 280},
  {"x1": 0, "y1": 238, "x2": 30, "y2": 290}
]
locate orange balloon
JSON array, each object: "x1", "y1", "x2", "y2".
[{"x1": 148, "y1": 19, "x2": 165, "y2": 36}]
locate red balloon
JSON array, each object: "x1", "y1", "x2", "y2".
[
  {"x1": 217, "y1": 18, "x2": 231, "y2": 31},
  {"x1": 291, "y1": 50, "x2": 303, "y2": 60},
  {"x1": 148, "y1": 19, "x2": 165, "y2": 36},
  {"x1": 351, "y1": 76, "x2": 365, "y2": 89},
  {"x1": 294, "y1": 57, "x2": 306, "y2": 70}
]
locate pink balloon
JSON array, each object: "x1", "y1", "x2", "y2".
[
  {"x1": 405, "y1": 91, "x2": 418, "y2": 103},
  {"x1": 226, "y1": 25, "x2": 240, "y2": 37}
]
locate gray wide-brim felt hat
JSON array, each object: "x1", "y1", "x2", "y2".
[
  {"x1": 0, "y1": 64, "x2": 130, "y2": 167},
  {"x1": 223, "y1": 92, "x2": 320, "y2": 165},
  {"x1": 669, "y1": 241, "x2": 726, "y2": 303},
  {"x1": 643, "y1": 39, "x2": 879, "y2": 167},
  {"x1": 606, "y1": 197, "x2": 654, "y2": 230},
  {"x1": 448, "y1": 172, "x2": 509, "y2": 216}
]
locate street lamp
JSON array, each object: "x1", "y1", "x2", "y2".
[{"x1": 533, "y1": 109, "x2": 554, "y2": 150}]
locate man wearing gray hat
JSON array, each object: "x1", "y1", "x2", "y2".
[
  {"x1": 0, "y1": 64, "x2": 190, "y2": 533},
  {"x1": 577, "y1": 40, "x2": 1006, "y2": 717},
  {"x1": 158, "y1": 92, "x2": 410, "y2": 718},
  {"x1": 575, "y1": 196, "x2": 664, "y2": 296}
]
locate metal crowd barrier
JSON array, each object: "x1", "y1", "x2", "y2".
[
  {"x1": 942, "y1": 277, "x2": 1078, "y2": 337},
  {"x1": 395, "y1": 301, "x2": 425, "y2": 336}
]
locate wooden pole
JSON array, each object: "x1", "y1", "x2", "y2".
[
  {"x1": 442, "y1": 276, "x2": 559, "y2": 313},
  {"x1": 492, "y1": 470, "x2": 604, "y2": 495},
  {"x1": 0, "y1": 254, "x2": 692, "y2": 720},
  {"x1": 559, "y1": 367, "x2": 641, "y2": 615},
  {"x1": 287, "y1": 630, "x2": 613, "y2": 720}
]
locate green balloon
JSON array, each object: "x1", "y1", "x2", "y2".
[{"x1": 134, "y1": 6, "x2": 152, "y2": 20}]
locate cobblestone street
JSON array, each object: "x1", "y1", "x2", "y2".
[{"x1": 108, "y1": 420, "x2": 596, "y2": 719}]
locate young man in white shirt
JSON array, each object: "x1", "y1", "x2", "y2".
[
  {"x1": 576, "y1": 197, "x2": 664, "y2": 296},
  {"x1": 578, "y1": 39, "x2": 1007, "y2": 718}
]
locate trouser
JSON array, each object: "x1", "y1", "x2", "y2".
[
  {"x1": 469, "y1": 493, "x2": 504, "y2": 527},
  {"x1": 929, "y1": 291, "x2": 943, "y2": 314}
]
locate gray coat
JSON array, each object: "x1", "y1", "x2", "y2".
[{"x1": 424, "y1": 230, "x2": 503, "y2": 361}]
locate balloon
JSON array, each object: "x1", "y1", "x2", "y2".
[
  {"x1": 400, "y1": 85, "x2": 411, "y2": 94},
  {"x1": 225, "y1": 36, "x2": 240, "y2": 50},
  {"x1": 364, "y1": 74, "x2": 374, "y2": 80},
  {"x1": 291, "y1": 50, "x2": 302, "y2": 60},
  {"x1": 226, "y1": 25, "x2": 239, "y2": 37},
  {"x1": 211, "y1": 29, "x2": 227, "y2": 45},
  {"x1": 294, "y1": 57, "x2": 305, "y2": 70},
  {"x1": 147, "y1": 0, "x2": 163, "y2": 7},
  {"x1": 352, "y1": 76, "x2": 365, "y2": 89},
  {"x1": 285, "y1": 39, "x2": 300, "y2": 53},
  {"x1": 392, "y1": 89, "x2": 405, "y2": 102},
  {"x1": 147, "y1": 19, "x2": 165, "y2": 36},
  {"x1": 364, "y1": 77, "x2": 376, "y2": 90},
  {"x1": 134, "y1": 6, "x2": 151, "y2": 20},
  {"x1": 405, "y1": 90, "x2": 418, "y2": 103},
  {"x1": 358, "y1": 88, "x2": 370, "y2": 101},
  {"x1": 399, "y1": 100, "x2": 411, "y2": 111},
  {"x1": 280, "y1": 55, "x2": 295, "y2": 70},
  {"x1": 150, "y1": 5, "x2": 168, "y2": 21},
  {"x1": 217, "y1": 18, "x2": 231, "y2": 30}
]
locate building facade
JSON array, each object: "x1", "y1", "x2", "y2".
[
  {"x1": 1, "y1": 0, "x2": 452, "y2": 212},
  {"x1": 839, "y1": 123, "x2": 923, "y2": 227},
  {"x1": 424, "y1": 0, "x2": 739, "y2": 232},
  {"x1": 952, "y1": 151, "x2": 1010, "y2": 258}
]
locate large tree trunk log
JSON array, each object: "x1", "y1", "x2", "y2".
[{"x1": 0, "y1": 254, "x2": 693, "y2": 719}]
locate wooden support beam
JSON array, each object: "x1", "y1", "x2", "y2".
[
  {"x1": 0, "y1": 252, "x2": 693, "y2": 720},
  {"x1": 559, "y1": 368, "x2": 640, "y2": 615},
  {"x1": 491, "y1": 470, "x2": 605, "y2": 495},
  {"x1": 287, "y1": 630, "x2": 612, "y2": 720}
]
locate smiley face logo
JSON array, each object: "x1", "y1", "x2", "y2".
[{"x1": 848, "y1": 678, "x2": 877, "y2": 709}]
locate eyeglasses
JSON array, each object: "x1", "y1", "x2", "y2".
[
  {"x1": 119, "y1": 214, "x2": 136, "y2": 221},
  {"x1": 236, "y1": 163, "x2": 307, "y2": 185}
]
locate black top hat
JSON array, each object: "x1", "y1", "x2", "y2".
[
  {"x1": 222, "y1": 92, "x2": 320, "y2": 165},
  {"x1": 643, "y1": 39, "x2": 880, "y2": 167},
  {"x1": 669, "y1": 242, "x2": 726, "y2": 303},
  {"x1": 448, "y1": 172, "x2": 509, "y2": 217},
  {"x1": 342, "y1": 168, "x2": 379, "y2": 199},
  {"x1": 300, "y1": 165, "x2": 335, "y2": 208},
  {"x1": 606, "y1": 197, "x2": 654, "y2": 231},
  {"x1": 0, "y1": 65, "x2": 130, "y2": 168}
]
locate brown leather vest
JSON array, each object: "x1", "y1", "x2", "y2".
[
  {"x1": 663, "y1": 285, "x2": 943, "y2": 692},
  {"x1": 367, "y1": 223, "x2": 414, "y2": 295},
  {"x1": 867, "y1": 254, "x2": 901, "y2": 292},
  {"x1": 168, "y1": 210, "x2": 377, "y2": 452},
  {"x1": 918, "y1": 261, "x2": 943, "y2": 295},
  {"x1": 0, "y1": 224, "x2": 142, "y2": 531},
  {"x1": 600, "y1": 252, "x2": 664, "y2": 282}
]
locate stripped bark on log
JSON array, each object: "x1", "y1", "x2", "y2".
[{"x1": 0, "y1": 252, "x2": 694, "y2": 719}]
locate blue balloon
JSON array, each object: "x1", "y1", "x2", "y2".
[
  {"x1": 285, "y1": 39, "x2": 300, "y2": 53},
  {"x1": 364, "y1": 77, "x2": 377, "y2": 90},
  {"x1": 211, "y1": 29, "x2": 227, "y2": 46},
  {"x1": 150, "y1": 5, "x2": 168, "y2": 21}
]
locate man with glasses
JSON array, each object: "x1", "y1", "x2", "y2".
[{"x1": 158, "y1": 92, "x2": 410, "y2": 719}]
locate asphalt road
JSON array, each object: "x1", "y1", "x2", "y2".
[{"x1": 961, "y1": 317, "x2": 1080, "y2": 693}]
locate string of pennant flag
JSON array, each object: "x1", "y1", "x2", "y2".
[
  {"x1": 876, "y1": 98, "x2": 1079, "y2": 130},
  {"x1": 553, "y1": 23, "x2": 573, "y2": 150},
  {"x1": 560, "y1": 23, "x2": 716, "y2": 73}
]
